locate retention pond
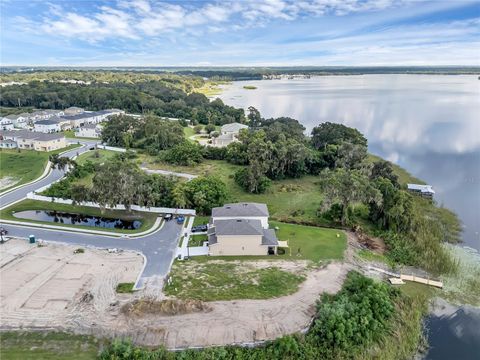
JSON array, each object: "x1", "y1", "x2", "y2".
[{"x1": 13, "y1": 210, "x2": 142, "y2": 230}]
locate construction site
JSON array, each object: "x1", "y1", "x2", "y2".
[{"x1": 0, "y1": 238, "x2": 350, "y2": 348}]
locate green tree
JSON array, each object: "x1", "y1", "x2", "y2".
[
  {"x1": 177, "y1": 176, "x2": 228, "y2": 214},
  {"x1": 319, "y1": 168, "x2": 382, "y2": 226},
  {"x1": 311, "y1": 122, "x2": 367, "y2": 150},
  {"x1": 161, "y1": 142, "x2": 204, "y2": 166}
]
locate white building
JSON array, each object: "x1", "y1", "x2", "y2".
[
  {"x1": 407, "y1": 184, "x2": 435, "y2": 199},
  {"x1": 64, "y1": 106, "x2": 85, "y2": 116},
  {"x1": 76, "y1": 123, "x2": 102, "y2": 138},
  {"x1": 211, "y1": 122, "x2": 248, "y2": 147},
  {"x1": 34, "y1": 119, "x2": 61, "y2": 133},
  {"x1": 0, "y1": 117, "x2": 15, "y2": 130}
]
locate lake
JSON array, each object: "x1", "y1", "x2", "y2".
[
  {"x1": 219, "y1": 75, "x2": 480, "y2": 251},
  {"x1": 218, "y1": 75, "x2": 480, "y2": 359}
]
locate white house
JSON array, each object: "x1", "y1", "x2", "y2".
[
  {"x1": 211, "y1": 122, "x2": 248, "y2": 147},
  {"x1": 407, "y1": 184, "x2": 435, "y2": 199},
  {"x1": 0, "y1": 117, "x2": 14, "y2": 130},
  {"x1": 76, "y1": 123, "x2": 102, "y2": 138},
  {"x1": 64, "y1": 106, "x2": 85, "y2": 116},
  {"x1": 34, "y1": 119, "x2": 61, "y2": 133}
]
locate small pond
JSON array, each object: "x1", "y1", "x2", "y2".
[{"x1": 13, "y1": 210, "x2": 142, "y2": 230}]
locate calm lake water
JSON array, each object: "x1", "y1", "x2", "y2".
[
  {"x1": 219, "y1": 75, "x2": 480, "y2": 359},
  {"x1": 219, "y1": 75, "x2": 480, "y2": 251}
]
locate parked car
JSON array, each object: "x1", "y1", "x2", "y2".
[
  {"x1": 176, "y1": 215, "x2": 185, "y2": 224},
  {"x1": 164, "y1": 214, "x2": 173, "y2": 221},
  {"x1": 0, "y1": 227, "x2": 8, "y2": 236},
  {"x1": 191, "y1": 225, "x2": 208, "y2": 233}
]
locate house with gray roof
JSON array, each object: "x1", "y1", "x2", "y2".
[
  {"x1": 207, "y1": 202, "x2": 279, "y2": 256},
  {"x1": 211, "y1": 122, "x2": 248, "y2": 148}
]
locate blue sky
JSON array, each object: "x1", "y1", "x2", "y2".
[{"x1": 1, "y1": 0, "x2": 479, "y2": 66}]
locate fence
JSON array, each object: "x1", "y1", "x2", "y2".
[{"x1": 27, "y1": 192, "x2": 196, "y2": 216}]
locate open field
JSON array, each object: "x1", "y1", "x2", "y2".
[
  {"x1": 0, "y1": 199, "x2": 158, "y2": 234},
  {"x1": 0, "y1": 145, "x2": 81, "y2": 192},
  {"x1": 165, "y1": 260, "x2": 306, "y2": 301},
  {"x1": 0, "y1": 239, "x2": 143, "y2": 330},
  {"x1": 0, "y1": 331, "x2": 100, "y2": 360}
]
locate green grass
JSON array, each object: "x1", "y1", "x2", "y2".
[
  {"x1": 183, "y1": 126, "x2": 195, "y2": 139},
  {"x1": 140, "y1": 157, "x2": 327, "y2": 225},
  {"x1": 0, "y1": 331, "x2": 100, "y2": 360},
  {"x1": 75, "y1": 149, "x2": 118, "y2": 165},
  {"x1": 116, "y1": 282, "x2": 135, "y2": 293},
  {"x1": 271, "y1": 221, "x2": 346, "y2": 262},
  {"x1": 243, "y1": 85, "x2": 257, "y2": 90},
  {"x1": 367, "y1": 154, "x2": 424, "y2": 185},
  {"x1": 0, "y1": 199, "x2": 157, "y2": 234},
  {"x1": 63, "y1": 130, "x2": 99, "y2": 141},
  {"x1": 357, "y1": 249, "x2": 395, "y2": 267},
  {"x1": 193, "y1": 216, "x2": 209, "y2": 226},
  {"x1": 165, "y1": 261, "x2": 305, "y2": 301},
  {"x1": 0, "y1": 145, "x2": 81, "y2": 193},
  {"x1": 188, "y1": 234, "x2": 207, "y2": 247},
  {"x1": 193, "y1": 81, "x2": 229, "y2": 97}
]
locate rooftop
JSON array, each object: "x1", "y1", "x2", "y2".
[
  {"x1": 35, "y1": 119, "x2": 59, "y2": 125},
  {"x1": 213, "y1": 219, "x2": 263, "y2": 236},
  {"x1": 0, "y1": 130, "x2": 65, "y2": 141},
  {"x1": 212, "y1": 202, "x2": 269, "y2": 218},
  {"x1": 221, "y1": 122, "x2": 248, "y2": 133},
  {"x1": 407, "y1": 183, "x2": 435, "y2": 194}
]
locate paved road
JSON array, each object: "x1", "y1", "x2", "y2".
[
  {"x1": 0, "y1": 140, "x2": 185, "y2": 289},
  {"x1": 0, "y1": 140, "x2": 98, "y2": 208}
]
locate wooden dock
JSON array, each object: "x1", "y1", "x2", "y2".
[{"x1": 368, "y1": 266, "x2": 443, "y2": 288}]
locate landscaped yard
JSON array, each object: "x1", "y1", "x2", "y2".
[
  {"x1": 0, "y1": 199, "x2": 158, "y2": 234},
  {"x1": 0, "y1": 331, "x2": 99, "y2": 360},
  {"x1": 0, "y1": 145, "x2": 81, "y2": 192},
  {"x1": 164, "y1": 260, "x2": 305, "y2": 301}
]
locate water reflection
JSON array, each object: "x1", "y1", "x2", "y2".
[
  {"x1": 424, "y1": 299, "x2": 480, "y2": 360},
  {"x1": 219, "y1": 75, "x2": 480, "y2": 250},
  {"x1": 13, "y1": 210, "x2": 141, "y2": 230}
]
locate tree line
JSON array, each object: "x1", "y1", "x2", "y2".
[
  {"x1": 47, "y1": 152, "x2": 227, "y2": 215},
  {"x1": 0, "y1": 81, "x2": 245, "y2": 125}
]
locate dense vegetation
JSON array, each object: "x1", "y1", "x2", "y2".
[
  {"x1": 0, "y1": 81, "x2": 244, "y2": 125},
  {"x1": 45, "y1": 151, "x2": 227, "y2": 215},
  {"x1": 99, "y1": 272, "x2": 426, "y2": 360}
]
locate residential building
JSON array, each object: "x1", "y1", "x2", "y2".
[
  {"x1": 62, "y1": 109, "x2": 124, "y2": 128},
  {"x1": 211, "y1": 122, "x2": 248, "y2": 147},
  {"x1": 207, "y1": 203, "x2": 279, "y2": 256},
  {"x1": 0, "y1": 117, "x2": 15, "y2": 130},
  {"x1": 407, "y1": 184, "x2": 435, "y2": 199},
  {"x1": 0, "y1": 139, "x2": 17, "y2": 149},
  {"x1": 0, "y1": 130, "x2": 68, "y2": 151},
  {"x1": 34, "y1": 119, "x2": 61, "y2": 133},
  {"x1": 3, "y1": 114, "x2": 27, "y2": 129},
  {"x1": 76, "y1": 123, "x2": 102, "y2": 138}
]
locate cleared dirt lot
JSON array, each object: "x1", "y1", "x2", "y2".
[
  {"x1": 1, "y1": 238, "x2": 350, "y2": 349},
  {"x1": 0, "y1": 238, "x2": 143, "y2": 329}
]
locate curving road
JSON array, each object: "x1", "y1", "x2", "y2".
[{"x1": 0, "y1": 140, "x2": 184, "y2": 289}]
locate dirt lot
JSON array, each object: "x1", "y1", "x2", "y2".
[
  {"x1": 0, "y1": 238, "x2": 350, "y2": 349},
  {"x1": 0, "y1": 239, "x2": 143, "y2": 329}
]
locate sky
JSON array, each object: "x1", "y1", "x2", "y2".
[{"x1": 1, "y1": 0, "x2": 479, "y2": 66}]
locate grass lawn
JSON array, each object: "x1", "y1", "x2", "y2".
[
  {"x1": 63, "y1": 130, "x2": 98, "y2": 141},
  {"x1": 75, "y1": 149, "x2": 118, "y2": 165},
  {"x1": 271, "y1": 221, "x2": 346, "y2": 262},
  {"x1": 0, "y1": 145, "x2": 81, "y2": 193},
  {"x1": 0, "y1": 331, "x2": 100, "y2": 360},
  {"x1": 0, "y1": 199, "x2": 157, "y2": 234},
  {"x1": 164, "y1": 260, "x2": 305, "y2": 301},
  {"x1": 116, "y1": 282, "x2": 135, "y2": 293},
  {"x1": 357, "y1": 249, "x2": 396, "y2": 268},
  {"x1": 183, "y1": 126, "x2": 195, "y2": 140},
  {"x1": 188, "y1": 234, "x2": 207, "y2": 247},
  {"x1": 193, "y1": 215, "x2": 209, "y2": 226}
]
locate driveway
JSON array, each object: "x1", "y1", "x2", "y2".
[{"x1": 0, "y1": 140, "x2": 185, "y2": 289}]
